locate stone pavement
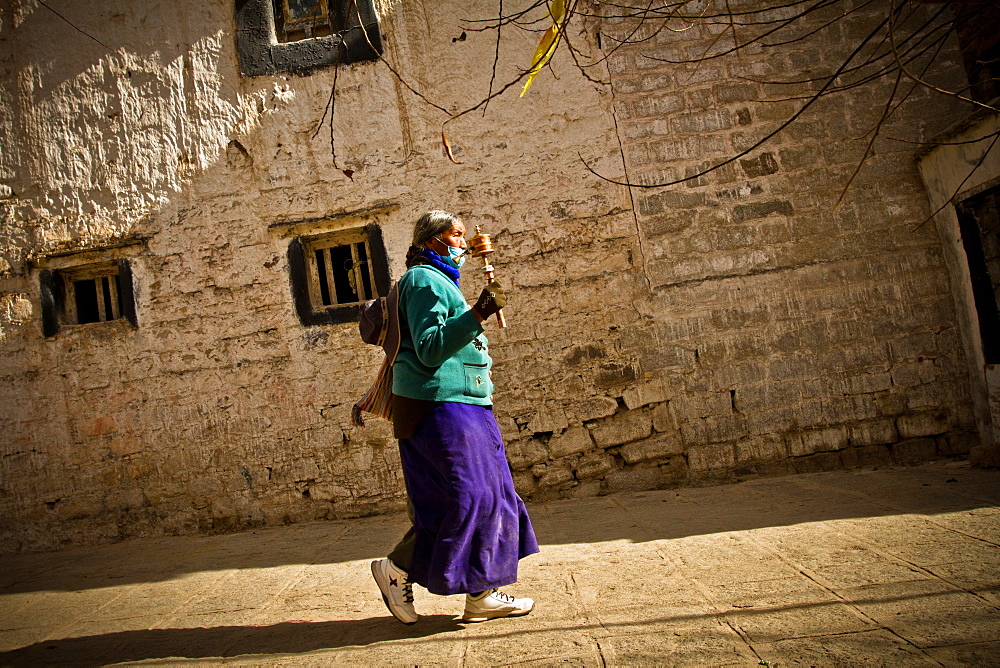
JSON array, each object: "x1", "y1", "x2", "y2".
[{"x1": 1, "y1": 460, "x2": 998, "y2": 666}]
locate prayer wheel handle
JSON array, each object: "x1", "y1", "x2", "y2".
[{"x1": 468, "y1": 226, "x2": 507, "y2": 329}]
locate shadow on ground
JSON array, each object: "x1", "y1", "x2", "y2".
[
  {"x1": 0, "y1": 615, "x2": 464, "y2": 666},
  {"x1": 5, "y1": 586, "x2": 1000, "y2": 666},
  {"x1": 3, "y1": 463, "x2": 997, "y2": 595}
]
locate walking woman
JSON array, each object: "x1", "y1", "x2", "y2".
[{"x1": 371, "y1": 210, "x2": 539, "y2": 624}]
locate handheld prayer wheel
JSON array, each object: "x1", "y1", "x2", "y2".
[{"x1": 468, "y1": 225, "x2": 507, "y2": 328}]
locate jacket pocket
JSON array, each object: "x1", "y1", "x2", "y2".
[{"x1": 463, "y1": 362, "x2": 490, "y2": 398}]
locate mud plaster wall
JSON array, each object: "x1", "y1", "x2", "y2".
[{"x1": 0, "y1": 0, "x2": 979, "y2": 552}]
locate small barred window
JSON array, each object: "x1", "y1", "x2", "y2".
[
  {"x1": 307, "y1": 230, "x2": 376, "y2": 309},
  {"x1": 287, "y1": 224, "x2": 390, "y2": 326},
  {"x1": 65, "y1": 265, "x2": 125, "y2": 325},
  {"x1": 274, "y1": 0, "x2": 344, "y2": 43},
  {"x1": 39, "y1": 260, "x2": 138, "y2": 337}
]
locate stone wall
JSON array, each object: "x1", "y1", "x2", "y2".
[{"x1": 0, "y1": 0, "x2": 979, "y2": 552}]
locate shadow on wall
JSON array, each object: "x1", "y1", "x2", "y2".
[{"x1": 2, "y1": 462, "x2": 997, "y2": 596}]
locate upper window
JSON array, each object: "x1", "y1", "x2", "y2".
[
  {"x1": 39, "y1": 260, "x2": 138, "y2": 337},
  {"x1": 235, "y1": 0, "x2": 382, "y2": 76},
  {"x1": 288, "y1": 224, "x2": 390, "y2": 326},
  {"x1": 274, "y1": 0, "x2": 343, "y2": 43}
]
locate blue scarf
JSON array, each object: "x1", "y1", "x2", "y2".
[{"x1": 419, "y1": 249, "x2": 461, "y2": 287}]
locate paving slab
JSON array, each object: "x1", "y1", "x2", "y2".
[{"x1": 0, "y1": 460, "x2": 998, "y2": 666}]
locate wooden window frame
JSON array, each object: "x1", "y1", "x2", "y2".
[
  {"x1": 61, "y1": 263, "x2": 123, "y2": 325},
  {"x1": 305, "y1": 228, "x2": 376, "y2": 309},
  {"x1": 39, "y1": 259, "x2": 138, "y2": 337},
  {"x1": 288, "y1": 224, "x2": 390, "y2": 326},
  {"x1": 274, "y1": 0, "x2": 339, "y2": 43}
]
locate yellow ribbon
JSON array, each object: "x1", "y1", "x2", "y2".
[{"x1": 520, "y1": 0, "x2": 566, "y2": 97}]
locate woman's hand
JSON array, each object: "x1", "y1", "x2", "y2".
[{"x1": 472, "y1": 280, "x2": 506, "y2": 322}]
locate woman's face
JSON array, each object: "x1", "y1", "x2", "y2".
[{"x1": 426, "y1": 221, "x2": 467, "y2": 254}]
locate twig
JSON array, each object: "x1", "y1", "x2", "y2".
[
  {"x1": 483, "y1": 0, "x2": 504, "y2": 116},
  {"x1": 36, "y1": 0, "x2": 117, "y2": 54},
  {"x1": 580, "y1": 3, "x2": 902, "y2": 188},
  {"x1": 887, "y1": 0, "x2": 999, "y2": 114},
  {"x1": 913, "y1": 131, "x2": 1000, "y2": 231}
]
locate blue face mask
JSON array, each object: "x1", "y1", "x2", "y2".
[{"x1": 435, "y1": 238, "x2": 466, "y2": 268}]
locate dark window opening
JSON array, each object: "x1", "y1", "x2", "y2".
[
  {"x1": 287, "y1": 224, "x2": 390, "y2": 326},
  {"x1": 72, "y1": 275, "x2": 123, "y2": 324},
  {"x1": 957, "y1": 184, "x2": 1000, "y2": 364},
  {"x1": 274, "y1": 0, "x2": 346, "y2": 43},
  {"x1": 74, "y1": 279, "x2": 100, "y2": 324},
  {"x1": 39, "y1": 260, "x2": 138, "y2": 337}
]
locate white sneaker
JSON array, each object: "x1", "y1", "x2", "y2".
[
  {"x1": 462, "y1": 588, "x2": 535, "y2": 622},
  {"x1": 371, "y1": 558, "x2": 417, "y2": 624}
]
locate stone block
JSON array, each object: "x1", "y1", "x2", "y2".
[
  {"x1": 891, "y1": 438, "x2": 938, "y2": 464},
  {"x1": 548, "y1": 426, "x2": 595, "y2": 459},
  {"x1": 570, "y1": 396, "x2": 619, "y2": 422},
  {"x1": 537, "y1": 462, "x2": 575, "y2": 489},
  {"x1": 938, "y1": 431, "x2": 978, "y2": 456},
  {"x1": 839, "y1": 444, "x2": 893, "y2": 469},
  {"x1": 308, "y1": 481, "x2": 352, "y2": 502},
  {"x1": 671, "y1": 391, "x2": 733, "y2": 420},
  {"x1": 890, "y1": 360, "x2": 937, "y2": 388},
  {"x1": 788, "y1": 426, "x2": 848, "y2": 457},
  {"x1": 638, "y1": 344, "x2": 697, "y2": 371},
  {"x1": 575, "y1": 453, "x2": 615, "y2": 480},
  {"x1": 651, "y1": 402, "x2": 677, "y2": 432},
  {"x1": 567, "y1": 481, "x2": 603, "y2": 499},
  {"x1": 563, "y1": 344, "x2": 607, "y2": 366},
  {"x1": 735, "y1": 434, "x2": 786, "y2": 462},
  {"x1": 507, "y1": 438, "x2": 549, "y2": 469},
  {"x1": 589, "y1": 410, "x2": 652, "y2": 447},
  {"x1": 595, "y1": 361, "x2": 641, "y2": 389},
  {"x1": 739, "y1": 152, "x2": 779, "y2": 178},
  {"x1": 792, "y1": 452, "x2": 842, "y2": 474},
  {"x1": 732, "y1": 200, "x2": 793, "y2": 223},
  {"x1": 527, "y1": 406, "x2": 569, "y2": 435},
  {"x1": 604, "y1": 466, "x2": 667, "y2": 494},
  {"x1": 107, "y1": 435, "x2": 143, "y2": 458},
  {"x1": 848, "y1": 419, "x2": 898, "y2": 447},
  {"x1": 713, "y1": 82, "x2": 759, "y2": 104},
  {"x1": 687, "y1": 442, "x2": 735, "y2": 471},
  {"x1": 842, "y1": 372, "x2": 892, "y2": 395},
  {"x1": 622, "y1": 379, "x2": 670, "y2": 409},
  {"x1": 513, "y1": 471, "x2": 539, "y2": 498},
  {"x1": 897, "y1": 411, "x2": 950, "y2": 438},
  {"x1": 670, "y1": 110, "x2": 732, "y2": 134},
  {"x1": 777, "y1": 145, "x2": 824, "y2": 171},
  {"x1": 625, "y1": 94, "x2": 685, "y2": 120},
  {"x1": 617, "y1": 432, "x2": 684, "y2": 463},
  {"x1": 680, "y1": 414, "x2": 747, "y2": 445},
  {"x1": 639, "y1": 211, "x2": 695, "y2": 237}
]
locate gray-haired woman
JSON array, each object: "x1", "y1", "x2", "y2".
[{"x1": 371, "y1": 210, "x2": 538, "y2": 624}]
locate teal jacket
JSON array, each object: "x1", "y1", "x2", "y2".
[{"x1": 392, "y1": 264, "x2": 493, "y2": 405}]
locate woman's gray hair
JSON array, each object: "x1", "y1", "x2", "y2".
[{"x1": 411, "y1": 210, "x2": 458, "y2": 247}]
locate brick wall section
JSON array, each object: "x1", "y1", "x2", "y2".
[
  {"x1": 505, "y1": 3, "x2": 977, "y2": 501},
  {"x1": 0, "y1": 0, "x2": 980, "y2": 551}
]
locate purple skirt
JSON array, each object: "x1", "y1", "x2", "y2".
[{"x1": 399, "y1": 402, "x2": 539, "y2": 595}]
